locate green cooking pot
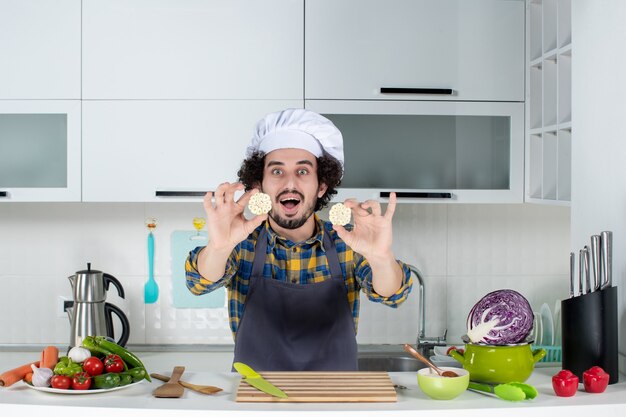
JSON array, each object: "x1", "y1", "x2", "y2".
[{"x1": 449, "y1": 343, "x2": 546, "y2": 384}]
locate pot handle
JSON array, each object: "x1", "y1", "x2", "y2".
[
  {"x1": 105, "y1": 302, "x2": 130, "y2": 347},
  {"x1": 532, "y1": 348, "x2": 547, "y2": 364},
  {"x1": 449, "y1": 349, "x2": 465, "y2": 364}
]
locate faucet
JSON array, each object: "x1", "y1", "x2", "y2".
[{"x1": 408, "y1": 265, "x2": 447, "y2": 355}]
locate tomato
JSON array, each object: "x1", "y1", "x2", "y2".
[
  {"x1": 583, "y1": 366, "x2": 609, "y2": 393},
  {"x1": 552, "y1": 369, "x2": 579, "y2": 397},
  {"x1": 83, "y1": 356, "x2": 104, "y2": 376},
  {"x1": 104, "y1": 354, "x2": 125, "y2": 373},
  {"x1": 71, "y1": 372, "x2": 92, "y2": 390},
  {"x1": 50, "y1": 375, "x2": 71, "y2": 390}
]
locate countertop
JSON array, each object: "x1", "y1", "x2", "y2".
[{"x1": 1, "y1": 348, "x2": 625, "y2": 417}]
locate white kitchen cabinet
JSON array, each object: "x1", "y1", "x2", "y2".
[
  {"x1": 82, "y1": 0, "x2": 303, "y2": 100},
  {"x1": 0, "y1": 0, "x2": 80, "y2": 99},
  {"x1": 306, "y1": 100, "x2": 524, "y2": 204},
  {"x1": 305, "y1": 0, "x2": 524, "y2": 102},
  {"x1": 526, "y1": 0, "x2": 572, "y2": 205},
  {"x1": 82, "y1": 100, "x2": 302, "y2": 202},
  {"x1": 0, "y1": 100, "x2": 81, "y2": 201}
]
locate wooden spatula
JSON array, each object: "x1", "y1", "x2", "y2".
[
  {"x1": 153, "y1": 366, "x2": 185, "y2": 398},
  {"x1": 151, "y1": 373, "x2": 223, "y2": 395}
]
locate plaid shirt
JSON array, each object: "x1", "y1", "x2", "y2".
[{"x1": 185, "y1": 215, "x2": 412, "y2": 339}]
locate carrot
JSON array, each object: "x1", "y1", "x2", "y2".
[
  {"x1": 0, "y1": 361, "x2": 40, "y2": 387},
  {"x1": 23, "y1": 372, "x2": 33, "y2": 384},
  {"x1": 40, "y1": 346, "x2": 59, "y2": 370}
]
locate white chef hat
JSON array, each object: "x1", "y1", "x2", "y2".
[{"x1": 246, "y1": 108, "x2": 344, "y2": 165}]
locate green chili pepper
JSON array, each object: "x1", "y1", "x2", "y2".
[
  {"x1": 92, "y1": 372, "x2": 121, "y2": 389},
  {"x1": 53, "y1": 357, "x2": 83, "y2": 377},
  {"x1": 118, "y1": 372, "x2": 133, "y2": 386},
  {"x1": 125, "y1": 367, "x2": 147, "y2": 383},
  {"x1": 81, "y1": 336, "x2": 114, "y2": 358}
]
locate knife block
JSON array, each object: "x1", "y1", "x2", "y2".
[{"x1": 561, "y1": 286, "x2": 618, "y2": 384}]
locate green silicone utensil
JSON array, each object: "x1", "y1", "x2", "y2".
[{"x1": 468, "y1": 381, "x2": 537, "y2": 402}]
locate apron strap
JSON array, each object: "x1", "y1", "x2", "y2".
[
  {"x1": 322, "y1": 228, "x2": 343, "y2": 279},
  {"x1": 251, "y1": 227, "x2": 269, "y2": 277}
]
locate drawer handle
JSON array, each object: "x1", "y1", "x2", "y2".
[
  {"x1": 380, "y1": 87, "x2": 454, "y2": 95},
  {"x1": 379, "y1": 191, "x2": 452, "y2": 199},
  {"x1": 155, "y1": 191, "x2": 208, "y2": 197}
]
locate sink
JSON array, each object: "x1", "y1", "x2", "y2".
[{"x1": 357, "y1": 354, "x2": 427, "y2": 372}]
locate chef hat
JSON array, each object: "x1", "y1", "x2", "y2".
[{"x1": 246, "y1": 108, "x2": 344, "y2": 165}]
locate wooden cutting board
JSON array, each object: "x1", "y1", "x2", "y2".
[{"x1": 235, "y1": 371, "x2": 397, "y2": 402}]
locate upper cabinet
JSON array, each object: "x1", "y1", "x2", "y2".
[
  {"x1": 0, "y1": 100, "x2": 81, "y2": 201},
  {"x1": 305, "y1": 0, "x2": 525, "y2": 102},
  {"x1": 82, "y1": 0, "x2": 303, "y2": 100},
  {"x1": 525, "y1": 0, "x2": 572, "y2": 205},
  {"x1": 82, "y1": 100, "x2": 302, "y2": 202},
  {"x1": 0, "y1": 0, "x2": 81, "y2": 99}
]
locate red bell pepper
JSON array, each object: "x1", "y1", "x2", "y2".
[
  {"x1": 583, "y1": 366, "x2": 609, "y2": 393},
  {"x1": 552, "y1": 369, "x2": 579, "y2": 397}
]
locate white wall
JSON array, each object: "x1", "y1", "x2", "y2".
[
  {"x1": 0, "y1": 202, "x2": 569, "y2": 347},
  {"x1": 572, "y1": 1, "x2": 626, "y2": 370}
]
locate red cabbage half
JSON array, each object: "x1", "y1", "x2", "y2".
[{"x1": 466, "y1": 289, "x2": 534, "y2": 345}]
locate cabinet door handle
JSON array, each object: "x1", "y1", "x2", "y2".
[
  {"x1": 0, "y1": 191, "x2": 7, "y2": 197},
  {"x1": 379, "y1": 191, "x2": 452, "y2": 199},
  {"x1": 155, "y1": 191, "x2": 208, "y2": 197},
  {"x1": 380, "y1": 87, "x2": 454, "y2": 95}
]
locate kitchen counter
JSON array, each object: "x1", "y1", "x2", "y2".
[{"x1": 1, "y1": 349, "x2": 625, "y2": 417}]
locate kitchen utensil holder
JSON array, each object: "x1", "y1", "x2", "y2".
[{"x1": 561, "y1": 286, "x2": 618, "y2": 384}]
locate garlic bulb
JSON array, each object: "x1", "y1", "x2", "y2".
[{"x1": 30, "y1": 364, "x2": 53, "y2": 388}]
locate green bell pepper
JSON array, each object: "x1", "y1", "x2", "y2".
[{"x1": 53, "y1": 357, "x2": 83, "y2": 377}]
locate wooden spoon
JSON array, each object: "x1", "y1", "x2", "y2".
[
  {"x1": 151, "y1": 373, "x2": 223, "y2": 395},
  {"x1": 403, "y1": 344, "x2": 459, "y2": 378},
  {"x1": 153, "y1": 366, "x2": 185, "y2": 398}
]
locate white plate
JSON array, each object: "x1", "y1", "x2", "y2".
[
  {"x1": 540, "y1": 303, "x2": 554, "y2": 346},
  {"x1": 25, "y1": 379, "x2": 144, "y2": 395},
  {"x1": 532, "y1": 311, "x2": 543, "y2": 345}
]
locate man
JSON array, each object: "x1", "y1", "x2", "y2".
[{"x1": 185, "y1": 108, "x2": 412, "y2": 371}]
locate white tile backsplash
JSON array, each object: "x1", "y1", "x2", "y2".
[{"x1": 0, "y1": 202, "x2": 570, "y2": 346}]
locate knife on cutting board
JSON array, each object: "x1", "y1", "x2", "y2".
[{"x1": 233, "y1": 362, "x2": 288, "y2": 399}]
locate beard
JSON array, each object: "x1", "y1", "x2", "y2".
[
  {"x1": 269, "y1": 205, "x2": 315, "y2": 230},
  {"x1": 268, "y1": 189, "x2": 317, "y2": 230}
]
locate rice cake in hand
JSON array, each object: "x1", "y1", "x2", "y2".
[
  {"x1": 247, "y1": 192, "x2": 272, "y2": 215},
  {"x1": 328, "y1": 203, "x2": 351, "y2": 226}
]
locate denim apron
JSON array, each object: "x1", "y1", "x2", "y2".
[{"x1": 232, "y1": 226, "x2": 358, "y2": 371}]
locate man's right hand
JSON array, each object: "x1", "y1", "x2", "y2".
[
  {"x1": 203, "y1": 182, "x2": 268, "y2": 253},
  {"x1": 196, "y1": 182, "x2": 268, "y2": 282}
]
